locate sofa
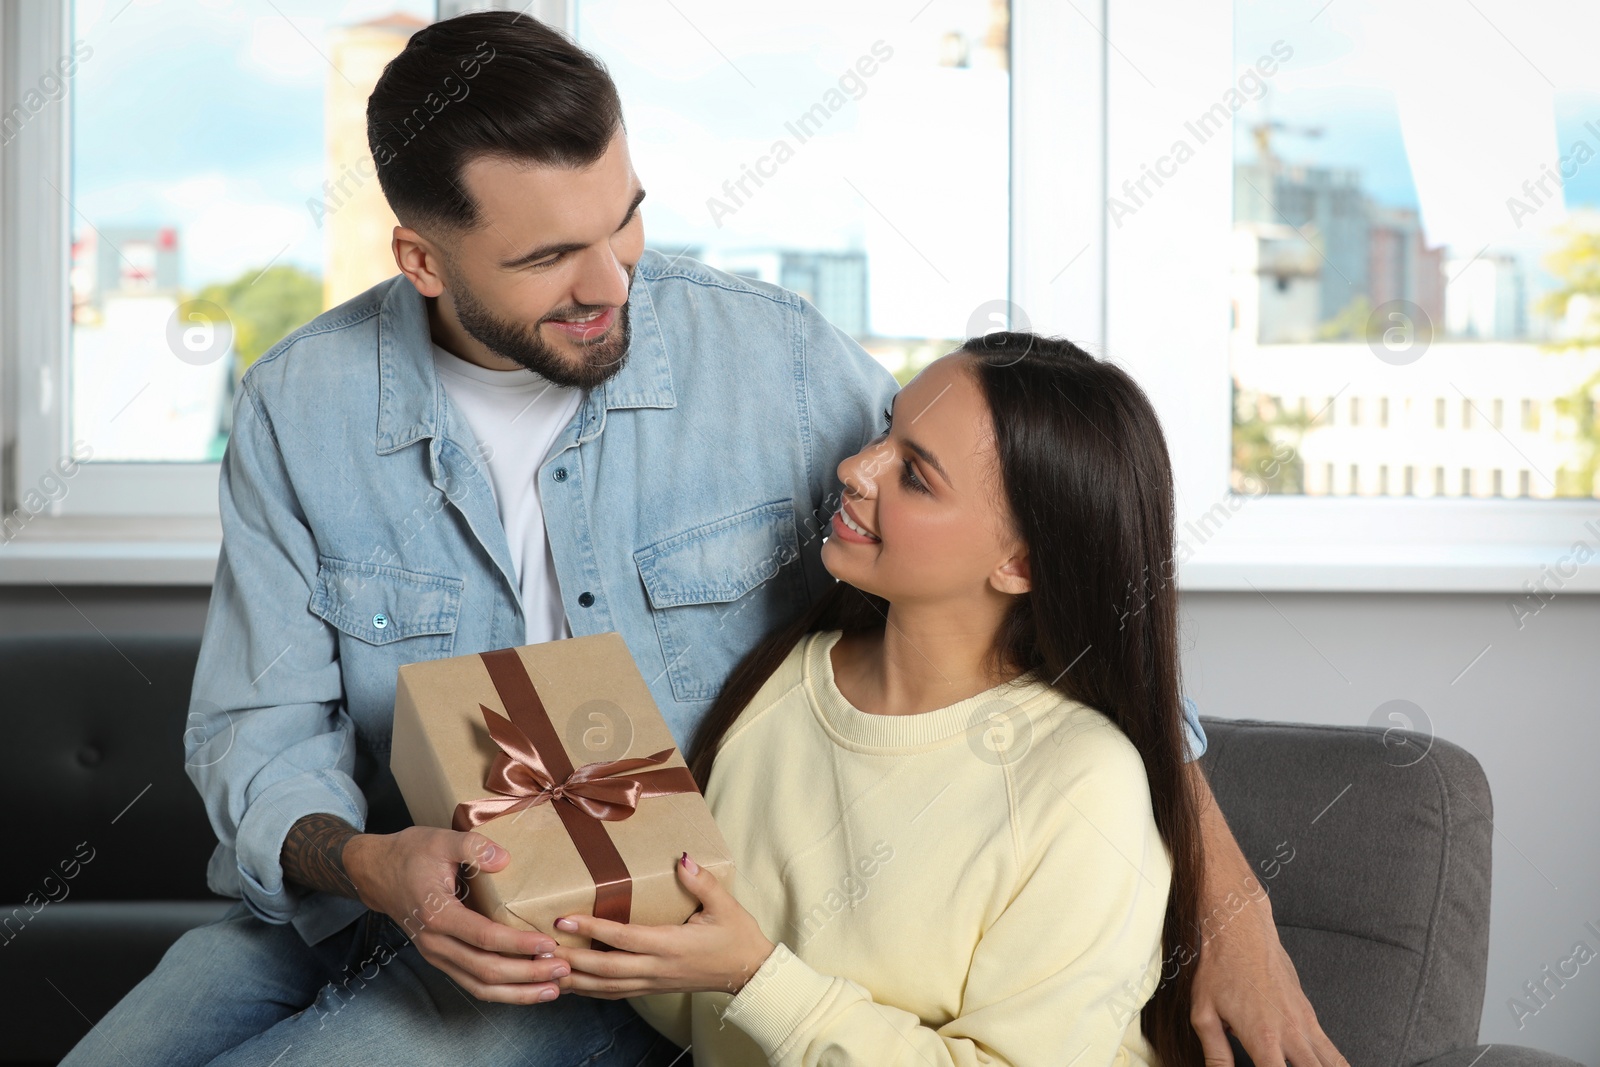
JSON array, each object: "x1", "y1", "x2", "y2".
[
  {"x1": 1, "y1": 633, "x2": 230, "y2": 1066},
  {"x1": 0, "y1": 632, "x2": 1582, "y2": 1065},
  {"x1": 1197, "y1": 717, "x2": 1581, "y2": 1067}
]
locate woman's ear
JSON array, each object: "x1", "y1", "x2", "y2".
[{"x1": 990, "y1": 549, "x2": 1031, "y2": 596}]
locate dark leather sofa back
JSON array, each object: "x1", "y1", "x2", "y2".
[{"x1": 1, "y1": 633, "x2": 226, "y2": 1065}]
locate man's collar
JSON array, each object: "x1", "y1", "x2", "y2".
[{"x1": 375, "y1": 257, "x2": 676, "y2": 455}]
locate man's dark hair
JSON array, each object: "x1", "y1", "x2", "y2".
[{"x1": 366, "y1": 11, "x2": 624, "y2": 235}]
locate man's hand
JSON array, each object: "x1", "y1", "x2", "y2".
[
  {"x1": 1189, "y1": 768, "x2": 1349, "y2": 1067},
  {"x1": 281, "y1": 815, "x2": 568, "y2": 1004}
]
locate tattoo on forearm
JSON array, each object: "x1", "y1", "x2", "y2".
[{"x1": 281, "y1": 813, "x2": 362, "y2": 900}]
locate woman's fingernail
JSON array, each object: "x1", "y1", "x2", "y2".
[
  {"x1": 551, "y1": 963, "x2": 570, "y2": 978},
  {"x1": 539, "y1": 986, "x2": 558, "y2": 1001},
  {"x1": 681, "y1": 852, "x2": 700, "y2": 874},
  {"x1": 555, "y1": 917, "x2": 579, "y2": 931},
  {"x1": 535, "y1": 951, "x2": 554, "y2": 959}
]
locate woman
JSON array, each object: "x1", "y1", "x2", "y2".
[{"x1": 548, "y1": 332, "x2": 1204, "y2": 1066}]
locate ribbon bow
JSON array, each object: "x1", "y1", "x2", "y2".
[{"x1": 452, "y1": 703, "x2": 691, "y2": 831}]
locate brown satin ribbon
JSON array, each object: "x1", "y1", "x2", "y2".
[{"x1": 452, "y1": 647, "x2": 699, "y2": 943}]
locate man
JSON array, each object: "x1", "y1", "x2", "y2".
[{"x1": 62, "y1": 12, "x2": 1346, "y2": 1067}]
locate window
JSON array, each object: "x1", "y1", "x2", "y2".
[
  {"x1": 1102, "y1": 0, "x2": 1600, "y2": 588},
  {"x1": 70, "y1": 0, "x2": 441, "y2": 448},
  {"x1": 13, "y1": 0, "x2": 1600, "y2": 588},
  {"x1": 12, "y1": 0, "x2": 438, "y2": 520},
  {"x1": 1225, "y1": 0, "x2": 1600, "y2": 503}
]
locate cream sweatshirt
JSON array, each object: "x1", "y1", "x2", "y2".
[{"x1": 628, "y1": 628, "x2": 1172, "y2": 1067}]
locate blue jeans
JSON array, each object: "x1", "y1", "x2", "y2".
[{"x1": 57, "y1": 901, "x2": 685, "y2": 1067}]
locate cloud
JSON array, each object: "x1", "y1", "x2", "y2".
[
  {"x1": 161, "y1": 173, "x2": 321, "y2": 285},
  {"x1": 240, "y1": 15, "x2": 330, "y2": 87}
]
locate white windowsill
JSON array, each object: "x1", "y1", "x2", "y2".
[
  {"x1": 4, "y1": 515, "x2": 1598, "y2": 594},
  {"x1": 1174, "y1": 496, "x2": 1600, "y2": 594},
  {"x1": 0, "y1": 516, "x2": 222, "y2": 585},
  {"x1": 1181, "y1": 544, "x2": 1600, "y2": 594}
]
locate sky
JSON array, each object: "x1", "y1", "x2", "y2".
[
  {"x1": 70, "y1": 0, "x2": 431, "y2": 289},
  {"x1": 1231, "y1": 0, "x2": 1600, "y2": 260}
]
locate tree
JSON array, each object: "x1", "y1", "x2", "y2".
[
  {"x1": 1538, "y1": 224, "x2": 1600, "y2": 349},
  {"x1": 1231, "y1": 378, "x2": 1308, "y2": 494},
  {"x1": 193, "y1": 264, "x2": 324, "y2": 379},
  {"x1": 186, "y1": 264, "x2": 323, "y2": 459},
  {"x1": 1538, "y1": 223, "x2": 1600, "y2": 497},
  {"x1": 1315, "y1": 294, "x2": 1372, "y2": 342}
]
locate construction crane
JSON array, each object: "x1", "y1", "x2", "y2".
[{"x1": 1252, "y1": 119, "x2": 1324, "y2": 171}]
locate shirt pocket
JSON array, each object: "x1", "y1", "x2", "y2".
[
  {"x1": 634, "y1": 499, "x2": 808, "y2": 704},
  {"x1": 307, "y1": 554, "x2": 464, "y2": 661}
]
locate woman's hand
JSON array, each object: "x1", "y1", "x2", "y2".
[{"x1": 549, "y1": 852, "x2": 776, "y2": 999}]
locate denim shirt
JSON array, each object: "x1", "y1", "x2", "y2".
[{"x1": 185, "y1": 249, "x2": 1206, "y2": 946}]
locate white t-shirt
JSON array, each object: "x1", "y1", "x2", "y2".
[{"x1": 431, "y1": 342, "x2": 585, "y2": 645}]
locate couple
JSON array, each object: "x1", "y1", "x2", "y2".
[{"x1": 62, "y1": 11, "x2": 1345, "y2": 1067}]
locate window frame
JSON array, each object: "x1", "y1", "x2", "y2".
[{"x1": 6, "y1": 1, "x2": 220, "y2": 524}]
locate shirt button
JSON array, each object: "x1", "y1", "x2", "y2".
[
  {"x1": 577, "y1": 592, "x2": 595, "y2": 608},
  {"x1": 553, "y1": 467, "x2": 568, "y2": 481},
  {"x1": 373, "y1": 612, "x2": 388, "y2": 629}
]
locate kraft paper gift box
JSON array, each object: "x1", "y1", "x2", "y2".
[{"x1": 390, "y1": 632, "x2": 736, "y2": 949}]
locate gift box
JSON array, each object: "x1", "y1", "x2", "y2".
[{"x1": 390, "y1": 632, "x2": 736, "y2": 948}]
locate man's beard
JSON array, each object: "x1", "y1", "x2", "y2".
[{"x1": 448, "y1": 269, "x2": 633, "y2": 391}]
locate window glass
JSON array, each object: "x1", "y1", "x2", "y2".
[
  {"x1": 69, "y1": 0, "x2": 435, "y2": 462},
  {"x1": 575, "y1": 0, "x2": 1012, "y2": 385}
]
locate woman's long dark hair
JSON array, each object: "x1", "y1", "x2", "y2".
[{"x1": 687, "y1": 332, "x2": 1204, "y2": 1066}]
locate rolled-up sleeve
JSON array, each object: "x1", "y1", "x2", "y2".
[{"x1": 185, "y1": 374, "x2": 367, "y2": 935}]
